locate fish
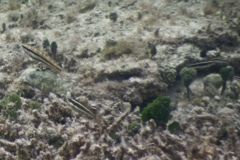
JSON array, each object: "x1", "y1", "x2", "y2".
[
  {"x1": 67, "y1": 97, "x2": 95, "y2": 118},
  {"x1": 22, "y1": 44, "x2": 95, "y2": 118},
  {"x1": 55, "y1": 92, "x2": 95, "y2": 118},
  {"x1": 22, "y1": 44, "x2": 62, "y2": 74},
  {"x1": 187, "y1": 59, "x2": 229, "y2": 70}
]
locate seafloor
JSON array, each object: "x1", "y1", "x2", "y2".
[{"x1": 0, "y1": 0, "x2": 240, "y2": 159}]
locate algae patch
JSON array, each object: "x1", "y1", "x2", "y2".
[{"x1": 0, "y1": 93, "x2": 22, "y2": 120}]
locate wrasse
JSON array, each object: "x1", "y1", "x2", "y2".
[{"x1": 22, "y1": 44, "x2": 62, "y2": 74}]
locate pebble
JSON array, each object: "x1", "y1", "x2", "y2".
[
  {"x1": 193, "y1": 106, "x2": 204, "y2": 114},
  {"x1": 226, "y1": 103, "x2": 234, "y2": 109},
  {"x1": 214, "y1": 96, "x2": 221, "y2": 101},
  {"x1": 78, "y1": 96, "x2": 89, "y2": 106},
  {"x1": 202, "y1": 96, "x2": 210, "y2": 106},
  {"x1": 206, "y1": 49, "x2": 220, "y2": 58}
]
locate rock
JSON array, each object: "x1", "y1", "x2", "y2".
[
  {"x1": 109, "y1": 12, "x2": 118, "y2": 22},
  {"x1": 201, "y1": 96, "x2": 210, "y2": 106},
  {"x1": 20, "y1": 33, "x2": 35, "y2": 43},
  {"x1": 0, "y1": 73, "x2": 9, "y2": 97},
  {"x1": 235, "y1": 103, "x2": 240, "y2": 113},
  {"x1": 195, "y1": 113, "x2": 217, "y2": 123},
  {"x1": 206, "y1": 49, "x2": 220, "y2": 58},
  {"x1": 139, "y1": 155, "x2": 161, "y2": 160},
  {"x1": 46, "y1": 102, "x2": 73, "y2": 124},
  {"x1": 176, "y1": 44, "x2": 201, "y2": 61},
  {"x1": 229, "y1": 80, "x2": 240, "y2": 99},
  {"x1": 19, "y1": 68, "x2": 68, "y2": 96},
  {"x1": 95, "y1": 67, "x2": 144, "y2": 82},
  {"x1": 203, "y1": 74, "x2": 223, "y2": 89},
  {"x1": 100, "y1": 39, "x2": 141, "y2": 60},
  {"x1": 217, "y1": 107, "x2": 235, "y2": 115},
  {"x1": 217, "y1": 107, "x2": 237, "y2": 126},
  {"x1": 192, "y1": 106, "x2": 205, "y2": 114},
  {"x1": 226, "y1": 103, "x2": 234, "y2": 109},
  {"x1": 214, "y1": 95, "x2": 221, "y2": 101},
  {"x1": 203, "y1": 73, "x2": 223, "y2": 96},
  {"x1": 78, "y1": 0, "x2": 96, "y2": 13},
  {"x1": 117, "y1": 79, "x2": 167, "y2": 108},
  {"x1": 77, "y1": 96, "x2": 89, "y2": 107},
  {"x1": 7, "y1": 12, "x2": 20, "y2": 22},
  {"x1": 190, "y1": 79, "x2": 204, "y2": 96},
  {"x1": 42, "y1": 127, "x2": 64, "y2": 148},
  {"x1": 158, "y1": 65, "x2": 177, "y2": 85},
  {"x1": 17, "y1": 85, "x2": 36, "y2": 99},
  {"x1": 156, "y1": 44, "x2": 201, "y2": 72}
]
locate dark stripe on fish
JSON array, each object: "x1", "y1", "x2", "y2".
[
  {"x1": 188, "y1": 60, "x2": 228, "y2": 68},
  {"x1": 22, "y1": 44, "x2": 62, "y2": 73},
  {"x1": 67, "y1": 97, "x2": 94, "y2": 118}
]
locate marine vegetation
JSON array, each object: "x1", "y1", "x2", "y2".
[
  {"x1": 27, "y1": 100, "x2": 41, "y2": 110},
  {"x1": 50, "y1": 41, "x2": 58, "y2": 57},
  {"x1": 101, "y1": 40, "x2": 134, "y2": 60},
  {"x1": 128, "y1": 122, "x2": 141, "y2": 136},
  {"x1": 179, "y1": 67, "x2": 197, "y2": 99},
  {"x1": 0, "y1": 93, "x2": 22, "y2": 121},
  {"x1": 141, "y1": 96, "x2": 171, "y2": 126},
  {"x1": 167, "y1": 121, "x2": 182, "y2": 134},
  {"x1": 219, "y1": 65, "x2": 234, "y2": 95},
  {"x1": 42, "y1": 39, "x2": 50, "y2": 50}
]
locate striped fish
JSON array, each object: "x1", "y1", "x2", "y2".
[
  {"x1": 67, "y1": 97, "x2": 95, "y2": 118},
  {"x1": 22, "y1": 44, "x2": 62, "y2": 74},
  {"x1": 55, "y1": 92, "x2": 96, "y2": 118},
  {"x1": 187, "y1": 60, "x2": 228, "y2": 69},
  {"x1": 22, "y1": 44, "x2": 96, "y2": 118}
]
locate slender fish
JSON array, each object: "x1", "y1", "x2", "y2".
[
  {"x1": 67, "y1": 97, "x2": 95, "y2": 118},
  {"x1": 22, "y1": 44, "x2": 62, "y2": 73},
  {"x1": 22, "y1": 44, "x2": 95, "y2": 118}
]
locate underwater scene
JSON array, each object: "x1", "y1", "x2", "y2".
[{"x1": 0, "y1": 0, "x2": 240, "y2": 159}]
